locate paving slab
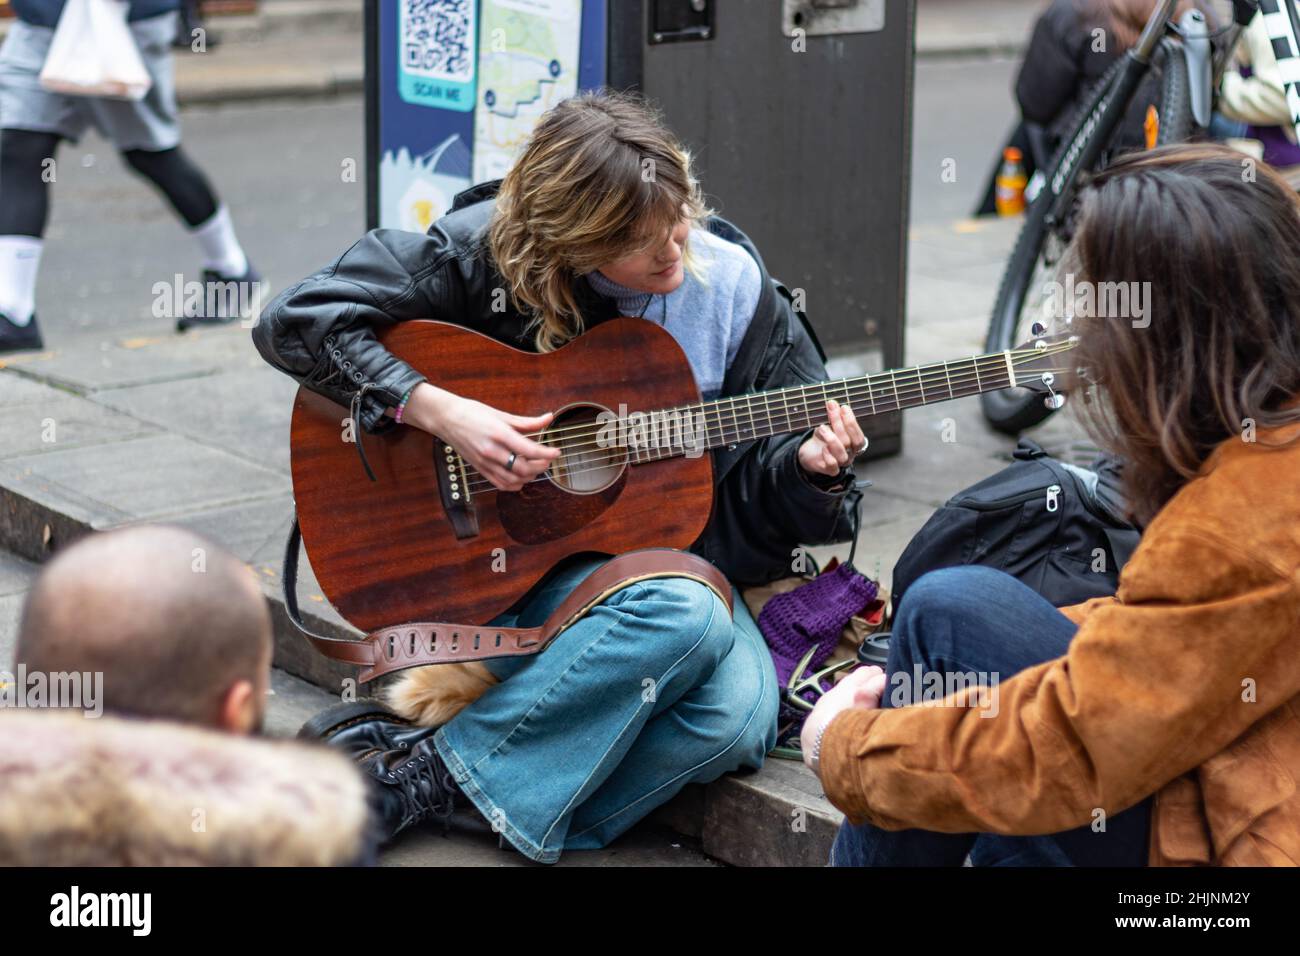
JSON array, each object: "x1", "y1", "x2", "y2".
[
  {"x1": 2, "y1": 431, "x2": 286, "y2": 523},
  {"x1": 92, "y1": 365, "x2": 299, "y2": 474},
  {"x1": 0, "y1": 382, "x2": 160, "y2": 459},
  {"x1": 915, "y1": 0, "x2": 1039, "y2": 59},
  {"x1": 0, "y1": 324, "x2": 259, "y2": 392}
]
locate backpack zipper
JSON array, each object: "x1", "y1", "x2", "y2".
[{"x1": 955, "y1": 483, "x2": 1065, "y2": 512}]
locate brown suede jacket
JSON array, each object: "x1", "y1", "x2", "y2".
[{"x1": 821, "y1": 423, "x2": 1300, "y2": 866}]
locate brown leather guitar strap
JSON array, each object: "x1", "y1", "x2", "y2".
[{"x1": 282, "y1": 519, "x2": 734, "y2": 683}]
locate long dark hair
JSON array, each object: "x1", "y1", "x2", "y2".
[{"x1": 1071, "y1": 143, "x2": 1300, "y2": 526}]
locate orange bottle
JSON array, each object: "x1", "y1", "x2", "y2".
[{"x1": 995, "y1": 146, "x2": 1028, "y2": 217}]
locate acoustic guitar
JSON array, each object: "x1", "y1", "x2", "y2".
[{"x1": 290, "y1": 318, "x2": 1079, "y2": 633}]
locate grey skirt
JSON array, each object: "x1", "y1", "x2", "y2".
[{"x1": 0, "y1": 11, "x2": 180, "y2": 151}]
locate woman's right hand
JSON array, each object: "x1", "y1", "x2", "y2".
[{"x1": 402, "y1": 383, "x2": 561, "y2": 491}]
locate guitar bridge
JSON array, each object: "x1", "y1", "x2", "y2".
[{"x1": 434, "y1": 439, "x2": 479, "y2": 539}]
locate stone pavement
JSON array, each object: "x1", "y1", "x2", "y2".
[{"x1": 0, "y1": 212, "x2": 1094, "y2": 866}]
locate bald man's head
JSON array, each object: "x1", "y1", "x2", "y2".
[{"x1": 16, "y1": 526, "x2": 273, "y2": 732}]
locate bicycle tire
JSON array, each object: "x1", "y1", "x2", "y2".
[{"x1": 980, "y1": 39, "x2": 1190, "y2": 435}]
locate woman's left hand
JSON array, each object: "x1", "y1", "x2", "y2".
[{"x1": 798, "y1": 400, "x2": 866, "y2": 478}]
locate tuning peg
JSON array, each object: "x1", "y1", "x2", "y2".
[
  {"x1": 1031, "y1": 322, "x2": 1046, "y2": 337},
  {"x1": 1039, "y1": 371, "x2": 1066, "y2": 410}
]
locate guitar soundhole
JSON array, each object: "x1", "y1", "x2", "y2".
[
  {"x1": 544, "y1": 403, "x2": 628, "y2": 494},
  {"x1": 497, "y1": 402, "x2": 629, "y2": 546}
]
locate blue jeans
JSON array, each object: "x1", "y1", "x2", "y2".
[
  {"x1": 830, "y1": 566, "x2": 1151, "y2": 867},
  {"x1": 432, "y1": 555, "x2": 779, "y2": 863}
]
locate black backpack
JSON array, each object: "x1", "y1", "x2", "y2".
[{"x1": 890, "y1": 439, "x2": 1141, "y2": 615}]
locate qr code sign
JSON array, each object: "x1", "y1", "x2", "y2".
[{"x1": 402, "y1": 0, "x2": 475, "y2": 82}]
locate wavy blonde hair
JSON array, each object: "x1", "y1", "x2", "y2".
[{"x1": 488, "y1": 90, "x2": 710, "y2": 352}]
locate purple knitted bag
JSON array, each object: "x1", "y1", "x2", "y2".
[
  {"x1": 757, "y1": 480, "x2": 877, "y2": 732},
  {"x1": 758, "y1": 561, "x2": 877, "y2": 720}
]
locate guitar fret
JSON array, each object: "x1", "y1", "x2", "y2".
[{"x1": 623, "y1": 340, "x2": 1074, "y2": 459}]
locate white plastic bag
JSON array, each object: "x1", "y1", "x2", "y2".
[{"x1": 38, "y1": 0, "x2": 153, "y2": 101}]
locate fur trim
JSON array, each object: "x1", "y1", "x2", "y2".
[
  {"x1": 385, "y1": 662, "x2": 498, "y2": 727},
  {"x1": 0, "y1": 711, "x2": 371, "y2": 866}
]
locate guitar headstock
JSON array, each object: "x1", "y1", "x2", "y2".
[{"x1": 1010, "y1": 329, "x2": 1084, "y2": 410}]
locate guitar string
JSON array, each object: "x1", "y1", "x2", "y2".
[
  {"x1": 453, "y1": 348, "x2": 1079, "y2": 493},
  {"x1": 445, "y1": 349, "x2": 1079, "y2": 494},
  {"x1": 502, "y1": 341, "x2": 1077, "y2": 446},
  {"x1": 454, "y1": 361, "x2": 1078, "y2": 497},
  {"x1": 459, "y1": 360, "x2": 1077, "y2": 495},
  {"x1": 482, "y1": 343, "x2": 1078, "y2": 465}
]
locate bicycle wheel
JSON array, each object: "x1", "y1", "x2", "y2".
[{"x1": 980, "y1": 39, "x2": 1193, "y2": 435}]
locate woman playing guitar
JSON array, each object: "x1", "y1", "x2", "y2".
[{"x1": 254, "y1": 91, "x2": 864, "y2": 862}]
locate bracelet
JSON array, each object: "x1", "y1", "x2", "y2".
[
  {"x1": 394, "y1": 389, "x2": 413, "y2": 425},
  {"x1": 807, "y1": 717, "x2": 830, "y2": 774}
]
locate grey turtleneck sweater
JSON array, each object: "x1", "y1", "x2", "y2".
[{"x1": 584, "y1": 227, "x2": 761, "y2": 400}]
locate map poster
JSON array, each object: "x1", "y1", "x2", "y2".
[
  {"x1": 472, "y1": 0, "x2": 583, "y2": 183},
  {"x1": 372, "y1": 0, "x2": 605, "y2": 232}
]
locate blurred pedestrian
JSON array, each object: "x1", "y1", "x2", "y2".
[
  {"x1": 1217, "y1": 5, "x2": 1300, "y2": 167},
  {"x1": 976, "y1": 0, "x2": 1212, "y2": 215},
  {"x1": 16, "y1": 524, "x2": 272, "y2": 731},
  {"x1": 0, "y1": 0, "x2": 257, "y2": 353},
  {"x1": 4, "y1": 525, "x2": 378, "y2": 867}
]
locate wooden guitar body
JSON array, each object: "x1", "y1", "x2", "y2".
[{"x1": 290, "y1": 318, "x2": 715, "y2": 632}]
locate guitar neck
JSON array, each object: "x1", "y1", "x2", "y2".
[{"x1": 627, "y1": 347, "x2": 1057, "y2": 463}]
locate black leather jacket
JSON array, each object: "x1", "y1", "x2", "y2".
[{"x1": 254, "y1": 181, "x2": 856, "y2": 586}]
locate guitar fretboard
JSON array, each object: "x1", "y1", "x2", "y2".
[
  {"x1": 457, "y1": 341, "x2": 1077, "y2": 495},
  {"x1": 622, "y1": 351, "x2": 1020, "y2": 464}
]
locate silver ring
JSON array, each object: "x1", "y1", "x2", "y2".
[
  {"x1": 855, "y1": 438, "x2": 869, "y2": 455},
  {"x1": 505, "y1": 453, "x2": 517, "y2": 472}
]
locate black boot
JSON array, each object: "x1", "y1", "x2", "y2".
[
  {"x1": 301, "y1": 700, "x2": 494, "y2": 843},
  {"x1": 361, "y1": 738, "x2": 464, "y2": 843},
  {"x1": 298, "y1": 698, "x2": 435, "y2": 758},
  {"x1": 0, "y1": 312, "x2": 42, "y2": 354},
  {"x1": 176, "y1": 264, "x2": 263, "y2": 331}
]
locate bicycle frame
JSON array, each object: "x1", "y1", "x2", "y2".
[{"x1": 1042, "y1": 0, "x2": 1262, "y2": 229}]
